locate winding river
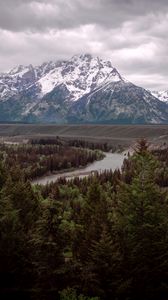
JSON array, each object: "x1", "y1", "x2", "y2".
[{"x1": 33, "y1": 151, "x2": 127, "y2": 185}]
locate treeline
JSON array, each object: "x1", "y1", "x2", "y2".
[
  {"x1": 0, "y1": 143, "x2": 103, "y2": 180},
  {"x1": 0, "y1": 140, "x2": 168, "y2": 300},
  {"x1": 31, "y1": 137, "x2": 124, "y2": 152}
]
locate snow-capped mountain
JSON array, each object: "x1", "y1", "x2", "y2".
[
  {"x1": 0, "y1": 54, "x2": 122, "y2": 103},
  {"x1": 151, "y1": 90, "x2": 168, "y2": 104},
  {"x1": 0, "y1": 54, "x2": 167, "y2": 124},
  {"x1": 0, "y1": 64, "x2": 37, "y2": 100},
  {"x1": 68, "y1": 81, "x2": 168, "y2": 124},
  {"x1": 39, "y1": 54, "x2": 123, "y2": 101}
]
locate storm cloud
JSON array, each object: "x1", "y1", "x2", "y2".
[{"x1": 0, "y1": 0, "x2": 168, "y2": 90}]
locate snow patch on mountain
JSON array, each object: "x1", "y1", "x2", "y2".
[
  {"x1": 0, "y1": 53, "x2": 167, "y2": 124},
  {"x1": 151, "y1": 90, "x2": 168, "y2": 104},
  {"x1": 9, "y1": 65, "x2": 32, "y2": 77},
  {"x1": 0, "y1": 54, "x2": 125, "y2": 104},
  {"x1": 38, "y1": 54, "x2": 124, "y2": 101}
]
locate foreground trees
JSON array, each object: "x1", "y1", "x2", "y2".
[
  {"x1": 0, "y1": 167, "x2": 40, "y2": 298},
  {"x1": 115, "y1": 144, "x2": 168, "y2": 299},
  {"x1": 0, "y1": 140, "x2": 168, "y2": 299}
]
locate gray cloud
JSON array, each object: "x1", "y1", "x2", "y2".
[
  {"x1": 0, "y1": 0, "x2": 168, "y2": 90},
  {"x1": 0, "y1": 0, "x2": 168, "y2": 32}
]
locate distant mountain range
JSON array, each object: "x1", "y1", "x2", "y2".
[{"x1": 0, "y1": 53, "x2": 167, "y2": 124}]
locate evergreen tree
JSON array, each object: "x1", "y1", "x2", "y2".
[
  {"x1": 115, "y1": 141, "x2": 168, "y2": 300},
  {"x1": 0, "y1": 163, "x2": 40, "y2": 298},
  {"x1": 31, "y1": 198, "x2": 66, "y2": 299},
  {"x1": 83, "y1": 226, "x2": 121, "y2": 299}
]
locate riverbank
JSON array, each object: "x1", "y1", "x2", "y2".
[{"x1": 33, "y1": 151, "x2": 127, "y2": 185}]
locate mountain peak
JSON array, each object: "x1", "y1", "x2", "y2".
[
  {"x1": 72, "y1": 53, "x2": 93, "y2": 61},
  {"x1": 0, "y1": 54, "x2": 125, "y2": 104},
  {"x1": 0, "y1": 54, "x2": 167, "y2": 124},
  {"x1": 9, "y1": 64, "x2": 34, "y2": 76},
  {"x1": 71, "y1": 53, "x2": 114, "y2": 68},
  {"x1": 37, "y1": 54, "x2": 123, "y2": 101}
]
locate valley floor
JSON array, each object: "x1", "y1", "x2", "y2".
[{"x1": 0, "y1": 124, "x2": 168, "y2": 148}]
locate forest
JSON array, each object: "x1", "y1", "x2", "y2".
[
  {"x1": 0, "y1": 143, "x2": 103, "y2": 180},
  {"x1": 30, "y1": 136, "x2": 122, "y2": 152},
  {"x1": 0, "y1": 139, "x2": 168, "y2": 300}
]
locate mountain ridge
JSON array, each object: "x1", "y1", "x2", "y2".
[
  {"x1": 0, "y1": 54, "x2": 167, "y2": 124},
  {"x1": 151, "y1": 90, "x2": 168, "y2": 104}
]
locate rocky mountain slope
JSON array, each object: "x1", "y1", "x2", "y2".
[
  {"x1": 151, "y1": 90, "x2": 168, "y2": 104},
  {"x1": 0, "y1": 54, "x2": 167, "y2": 124},
  {"x1": 69, "y1": 81, "x2": 168, "y2": 124}
]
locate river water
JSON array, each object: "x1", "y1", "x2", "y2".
[{"x1": 33, "y1": 152, "x2": 127, "y2": 185}]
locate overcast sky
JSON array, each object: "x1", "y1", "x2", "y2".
[{"x1": 0, "y1": 0, "x2": 168, "y2": 90}]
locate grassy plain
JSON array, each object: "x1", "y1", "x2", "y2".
[{"x1": 0, "y1": 124, "x2": 167, "y2": 148}]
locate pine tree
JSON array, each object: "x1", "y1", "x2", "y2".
[
  {"x1": 0, "y1": 163, "x2": 40, "y2": 298},
  {"x1": 77, "y1": 180, "x2": 110, "y2": 262},
  {"x1": 83, "y1": 226, "x2": 121, "y2": 299},
  {"x1": 31, "y1": 198, "x2": 66, "y2": 299},
  {"x1": 115, "y1": 141, "x2": 168, "y2": 300}
]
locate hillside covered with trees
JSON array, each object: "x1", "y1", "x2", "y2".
[{"x1": 0, "y1": 140, "x2": 168, "y2": 300}]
